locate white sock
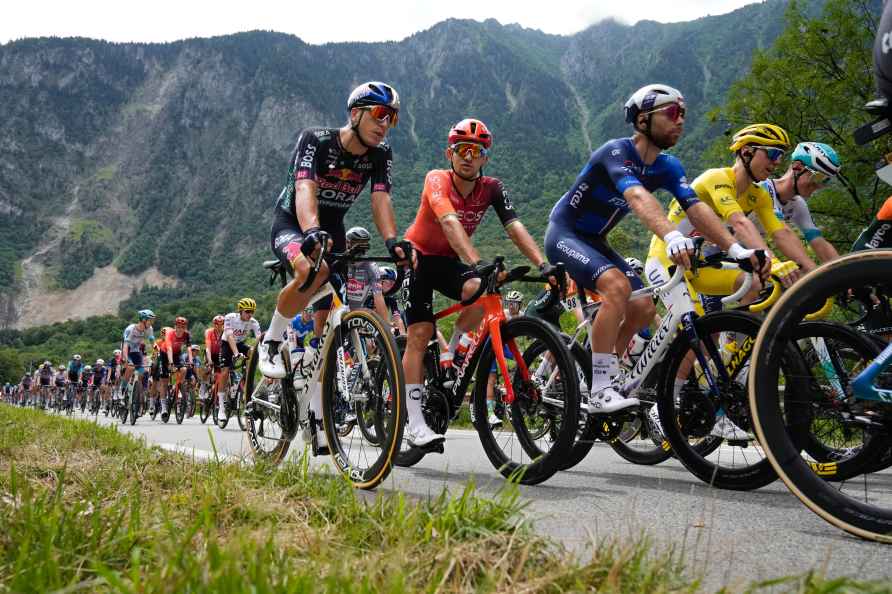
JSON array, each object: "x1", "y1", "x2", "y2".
[
  {"x1": 590, "y1": 352, "x2": 618, "y2": 393},
  {"x1": 265, "y1": 310, "x2": 290, "y2": 343},
  {"x1": 406, "y1": 383, "x2": 423, "y2": 425}
]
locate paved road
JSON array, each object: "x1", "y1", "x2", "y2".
[{"x1": 86, "y1": 411, "x2": 889, "y2": 591}]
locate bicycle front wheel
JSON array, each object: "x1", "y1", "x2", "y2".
[
  {"x1": 321, "y1": 309, "x2": 405, "y2": 490},
  {"x1": 750, "y1": 251, "x2": 892, "y2": 542},
  {"x1": 473, "y1": 316, "x2": 579, "y2": 485}
]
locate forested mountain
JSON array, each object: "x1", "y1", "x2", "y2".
[{"x1": 0, "y1": 0, "x2": 802, "y2": 329}]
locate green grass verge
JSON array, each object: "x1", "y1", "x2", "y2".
[{"x1": 0, "y1": 405, "x2": 887, "y2": 593}]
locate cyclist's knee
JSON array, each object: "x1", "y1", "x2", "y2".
[
  {"x1": 460, "y1": 277, "x2": 481, "y2": 301},
  {"x1": 596, "y1": 270, "x2": 632, "y2": 306},
  {"x1": 405, "y1": 323, "x2": 432, "y2": 352},
  {"x1": 628, "y1": 297, "x2": 656, "y2": 325}
]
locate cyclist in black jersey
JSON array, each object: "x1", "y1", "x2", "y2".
[{"x1": 258, "y1": 82, "x2": 413, "y2": 449}]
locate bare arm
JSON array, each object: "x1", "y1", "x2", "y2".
[
  {"x1": 623, "y1": 186, "x2": 674, "y2": 237},
  {"x1": 372, "y1": 292, "x2": 391, "y2": 324},
  {"x1": 727, "y1": 212, "x2": 773, "y2": 253},
  {"x1": 810, "y1": 237, "x2": 839, "y2": 264},
  {"x1": 685, "y1": 202, "x2": 737, "y2": 249},
  {"x1": 371, "y1": 191, "x2": 398, "y2": 241},
  {"x1": 438, "y1": 215, "x2": 481, "y2": 264},
  {"x1": 295, "y1": 180, "x2": 321, "y2": 231},
  {"x1": 505, "y1": 221, "x2": 546, "y2": 268},
  {"x1": 772, "y1": 227, "x2": 818, "y2": 272}
]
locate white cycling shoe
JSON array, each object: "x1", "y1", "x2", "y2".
[
  {"x1": 710, "y1": 415, "x2": 752, "y2": 441},
  {"x1": 406, "y1": 421, "x2": 445, "y2": 448},
  {"x1": 584, "y1": 387, "x2": 639, "y2": 414},
  {"x1": 258, "y1": 340, "x2": 286, "y2": 379}
]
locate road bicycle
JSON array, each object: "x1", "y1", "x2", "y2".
[
  {"x1": 244, "y1": 234, "x2": 407, "y2": 490},
  {"x1": 750, "y1": 249, "x2": 892, "y2": 541},
  {"x1": 391, "y1": 257, "x2": 579, "y2": 485}
]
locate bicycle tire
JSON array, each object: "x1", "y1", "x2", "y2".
[
  {"x1": 473, "y1": 316, "x2": 579, "y2": 485},
  {"x1": 175, "y1": 384, "x2": 187, "y2": 424},
  {"x1": 321, "y1": 309, "x2": 405, "y2": 490},
  {"x1": 750, "y1": 251, "x2": 892, "y2": 542},
  {"x1": 244, "y1": 339, "x2": 293, "y2": 464},
  {"x1": 658, "y1": 310, "x2": 779, "y2": 490},
  {"x1": 130, "y1": 380, "x2": 142, "y2": 426}
]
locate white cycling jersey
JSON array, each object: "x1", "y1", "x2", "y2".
[
  {"x1": 123, "y1": 323, "x2": 155, "y2": 351},
  {"x1": 752, "y1": 180, "x2": 822, "y2": 242},
  {"x1": 223, "y1": 312, "x2": 261, "y2": 343}
]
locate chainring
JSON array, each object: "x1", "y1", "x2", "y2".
[
  {"x1": 677, "y1": 381, "x2": 717, "y2": 439},
  {"x1": 423, "y1": 387, "x2": 451, "y2": 435}
]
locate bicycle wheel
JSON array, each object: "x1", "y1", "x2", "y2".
[
  {"x1": 130, "y1": 380, "x2": 142, "y2": 426},
  {"x1": 244, "y1": 340, "x2": 293, "y2": 464},
  {"x1": 199, "y1": 382, "x2": 211, "y2": 424},
  {"x1": 321, "y1": 309, "x2": 405, "y2": 490},
  {"x1": 750, "y1": 251, "x2": 892, "y2": 542},
  {"x1": 235, "y1": 369, "x2": 248, "y2": 432},
  {"x1": 790, "y1": 321, "x2": 886, "y2": 481},
  {"x1": 658, "y1": 310, "x2": 780, "y2": 490},
  {"x1": 473, "y1": 316, "x2": 579, "y2": 485},
  {"x1": 175, "y1": 385, "x2": 187, "y2": 424}
]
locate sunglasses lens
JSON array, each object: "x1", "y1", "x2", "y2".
[
  {"x1": 453, "y1": 143, "x2": 486, "y2": 159},
  {"x1": 667, "y1": 104, "x2": 685, "y2": 120},
  {"x1": 368, "y1": 106, "x2": 398, "y2": 126}
]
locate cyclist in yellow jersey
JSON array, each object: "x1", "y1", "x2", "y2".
[{"x1": 646, "y1": 124, "x2": 817, "y2": 303}]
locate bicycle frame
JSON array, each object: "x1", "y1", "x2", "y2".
[
  {"x1": 852, "y1": 341, "x2": 892, "y2": 403},
  {"x1": 435, "y1": 292, "x2": 530, "y2": 406}
]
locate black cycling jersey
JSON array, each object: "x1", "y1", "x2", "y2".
[{"x1": 274, "y1": 127, "x2": 393, "y2": 230}]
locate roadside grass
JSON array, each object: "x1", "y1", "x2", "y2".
[{"x1": 0, "y1": 404, "x2": 887, "y2": 593}]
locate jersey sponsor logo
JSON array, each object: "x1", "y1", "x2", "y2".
[
  {"x1": 318, "y1": 179, "x2": 363, "y2": 194},
  {"x1": 330, "y1": 168, "x2": 364, "y2": 183},
  {"x1": 568, "y1": 182, "x2": 590, "y2": 208},
  {"x1": 611, "y1": 149, "x2": 621, "y2": 157},
  {"x1": 713, "y1": 183, "x2": 733, "y2": 190},
  {"x1": 274, "y1": 232, "x2": 298, "y2": 248},
  {"x1": 866, "y1": 222, "x2": 892, "y2": 248},
  {"x1": 556, "y1": 240, "x2": 590, "y2": 264},
  {"x1": 608, "y1": 196, "x2": 628, "y2": 209},
  {"x1": 299, "y1": 144, "x2": 317, "y2": 169},
  {"x1": 372, "y1": 183, "x2": 388, "y2": 192}
]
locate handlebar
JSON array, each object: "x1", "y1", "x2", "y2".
[{"x1": 458, "y1": 257, "x2": 565, "y2": 308}]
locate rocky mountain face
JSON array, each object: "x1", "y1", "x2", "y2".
[{"x1": 0, "y1": 0, "x2": 789, "y2": 328}]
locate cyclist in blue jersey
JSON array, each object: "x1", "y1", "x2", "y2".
[
  {"x1": 288, "y1": 308, "x2": 315, "y2": 370},
  {"x1": 544, "y1": 84, "x2": 766, "y2": 413}
]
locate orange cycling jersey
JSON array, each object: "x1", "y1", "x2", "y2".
[
  {"x1": 405, "y1": 169, "x2": 518, "y2": 257},
  {"x1": 205, "y1": 328, "x2": 223, "y2": 355}
]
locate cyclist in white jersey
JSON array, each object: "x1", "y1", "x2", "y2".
[
  {"x1": 220, "y1": 298, "x2": 262, "y2": 418},
  {"x1": 121, "y1": 309, "x2": 156, "y2": 386},
  {"x1": 753, "y1": 141, "x2": 842, "y2": 265}
]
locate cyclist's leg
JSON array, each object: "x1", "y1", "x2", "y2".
[
  {"x1": 259, "y1": 214, "x2": 336, "y2": 377},
  {"x1": 546, "y1": 223, "x2": 637, "y2": 412}
]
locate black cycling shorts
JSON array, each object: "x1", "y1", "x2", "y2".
[
  {"x1": 270, "y1": 208, "x2": 347, "y2": 311},
  {"x1": 404, "y1": 254, "x2": 473, "y2": 326},
  {"x1": 221, "y1": 341, "x2": 250, "y2": 369}
]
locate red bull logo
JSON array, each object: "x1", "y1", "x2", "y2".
[{"x1": 331, "y1": 168, "x2": 363, "y2": 183}]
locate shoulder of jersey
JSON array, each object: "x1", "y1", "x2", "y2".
[{"x1": 224, "y1": 312, "x2": 239, "y2": 320}]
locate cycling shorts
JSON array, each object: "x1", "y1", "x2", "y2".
[
  {"x1": 404, "y1": 253, "x2": 472, "y2": 326},
  {"x1": 544, "y1": 221, "x2": 643, "y2": 293},
  {"x1": 127, "y1": 351, "x2": 145, "y2": 370},
  {"x1": 222, "y1": 341, "x2": 250, "y2": 369},
  {"x1": 159, "y1": 351, "x2": 187, "y2": 379},
  {"x1": 270, "y1": 209, "x2": 347, "y2": 312}
]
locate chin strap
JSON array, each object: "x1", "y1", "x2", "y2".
[
  {"x1": 792, "y1": 170, "x2": 806, "y2": 197},
  {"x1": 740, "y1": 149, "x2": 759, "y2": 184},
  {"x1": 349, "y1": 112, "x2": 373, "y2": 149},
  {"x1": 639, "y1": 114, "x2": 672, "y2": 151}
]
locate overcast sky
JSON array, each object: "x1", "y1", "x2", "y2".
[{"x1": 1, "y1": 0, "x2": 764, "y2": 45}]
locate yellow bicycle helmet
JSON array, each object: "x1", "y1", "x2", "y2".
[
  {"x1": 729, "y1": 123, "x2": 791, "y2": 152},
  {"x1": 237, "y1": 297, "x2": 257, "y2": 312}
]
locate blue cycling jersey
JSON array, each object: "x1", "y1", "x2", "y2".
[
  {"x1": 67, "y1": 361, "x2": 83, "y2": 375},
  {"x1": 290, "y1": 316, "x2": 314, "y2": 348},
  {"x1": 548, "y1": 138, "x2": 699, "y2": 236}
]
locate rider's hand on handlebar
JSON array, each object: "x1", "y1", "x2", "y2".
[
  {"x1": 300, "y1": 228, "x2": 332, "y2": 260},
  {"x1": 771, "y1": 259, "x2": 800, "y2": 289},
  {"x1": 537, "y1": 262, "x2": 562, "y2": 287},
  {"x1": 729, "y1": 243, "x2": 770, "y2": 282},
  {"x1": 386, "y1": 238, "x2": 416, "y2": 269},
  {"x1": 663, "y1": 230, "x2": 695, "y2": 269}
]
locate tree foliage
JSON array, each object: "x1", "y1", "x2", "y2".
[{"x1": 708, "y1": 0, "x2": 887, "y2": 248}]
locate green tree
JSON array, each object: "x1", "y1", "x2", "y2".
[
  {"x1": 0, "y1": 347, "x2": 21, "y2": 383},
  {"x1": 707, "y1": 0, "x2": 888, "y2": 249}
]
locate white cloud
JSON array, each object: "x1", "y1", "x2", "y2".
[{"x1": 0, "y1": 0, "x2": 764, "y2": 45}]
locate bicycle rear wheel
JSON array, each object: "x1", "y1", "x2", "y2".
[
  {"x1": 473, "y1": 317, "x2": 579, "y2": 485},
  {"x1": 750, "y1": 251, "x2": 892, "y2": 542},
  {"x1": 321, "y1": 309, "x2": 404, "y2": 490}
]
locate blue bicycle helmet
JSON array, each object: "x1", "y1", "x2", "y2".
[
  {"x1": 791, "y1": 142, "x2": 841, "y2": 177},
  {"x1": 346, "y1": 81, "x2": 400, "y2": 112},
  {"x1": 138, "y1": 309, "x2": 156, "y2": 321},
  {"x1": 378, "y1": 266, "x2": 397, "y2": 282}
]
